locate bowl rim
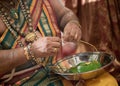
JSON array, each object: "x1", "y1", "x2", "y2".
[{"x1": 53, "y1": 52, "x2": 115, "y2": 75}]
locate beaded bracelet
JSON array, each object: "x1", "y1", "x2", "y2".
[
  {"x1": 24, "y1": 43, "x2": 35, "y2": 60},
  {"x1": 24, "y1": 43, "x2": 43, "y2": 65},
  {"x1": 24, "y1": 46, "x2": 30, "y2": 60},
  {"x1": 27, "y1": 43, "x2": 34, "y2": 59}
]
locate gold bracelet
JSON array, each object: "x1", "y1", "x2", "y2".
[
  {"x1": 24, "y1": 44, "x2": 35, "y2": 60},
  {"x1": 24, "y1": 47, "x2": 30, "y2": 60},
  {"x1": 26, "y1": 44, "x2": 43, "y2": 65},
  {"x1": 27, "y1": 43, "x2": 35, "y2": 59}
]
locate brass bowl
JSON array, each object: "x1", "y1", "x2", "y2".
[{"x1": 51, "y1": 52, "x2": 115, "y2": 80}]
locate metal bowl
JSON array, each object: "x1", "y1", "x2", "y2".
[{"x1": 51, "y1": 52, "x2": 115, "y2": 80}]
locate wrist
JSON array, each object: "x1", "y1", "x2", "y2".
[
  {"x1": 24, "y1": 46, "x2": 30, "y2": 60},
  {"x1": 60, "y1": 8, "x2": 78, "y2": 30},
  {"x1": 68, "y1": 20, "x2": 81, "y2": 28},
  {"x1": 24, "y1": 44, "x2": 43, "y2": 65},
  {"x1": 24, "y1": 44, "x2": 34, "y2": 60}
]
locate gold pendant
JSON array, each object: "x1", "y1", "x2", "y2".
[
  {"x1": 25, "y1": 32, "x2": 36, "y2": 43},
  {"x1": 14, "y1": 12, "x2": 18, "y2": 19},
  {"x1": 10, "y1": 9, "x2": 18, "y2": 19}
]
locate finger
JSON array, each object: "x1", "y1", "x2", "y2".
[
  {"x1": 44, "y1": 51, "x2": 55, "y2": 57},
  {"x1": 74, "y1": 33, "x2": 78, "y2": 41},
  {"x1": 76, "y1": 30, "x2": 82, "y2": 42},
  {"x1": 45, "y1": 47, "x2": 56, "y2": 53},
  {"x1": 47, "y1": 40, "x2": 61, "y2": 48},
  {"x1": 46, "y1": 44, "x2": 60, "y2": 56},
  {"x1": 47, "y1": 48, "x2": 58, "y2": 55},
  {"x1": 63, "y1": 31, "x2": 70, "y2": 41},
  {"x1": 70, "y1": 28, "x2": 76, "y2": 37},
  {"x1": 51, "y1": 42, "x2": 61, "y2": 48},
  {"x1": 64, "y1": 27, "x2": 71, "y2": 34},
  {"x1": 47, "y1": 37, "x2": 61, "y2": 42},
  {"x1": 69, "y1": 28, "x2": 76, "y2": 41},
  {"x1": 77, "y1": 35, "x2": 81, "y2": 42}
]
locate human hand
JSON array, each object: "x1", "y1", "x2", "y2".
[
  {"x1": 56, "y1": 41, "x2": 77, "y2": 60},
  {"x1": 63, "y1": 20, "x2": 82, "y2": 42},
  {"x1": 31, "y1": 37, "x2": 61, "y2": 58}
]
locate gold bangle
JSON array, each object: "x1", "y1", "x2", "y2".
[
  {"x1": 26, "y1": 44, "x2": 43, "y2": 65},
  {"x1": 24, "y1": 47, "x2": 30, "y2": 60},
  {"x1": 27, "y1": 43, "x2": 35, "y2": 59},
  {"x1": 24, "y1": 43, "x2": 45, "y2": 66}
]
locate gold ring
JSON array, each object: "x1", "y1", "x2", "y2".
[{"x1": 54, "y1": 48, "x2": 57, "y2": 52}]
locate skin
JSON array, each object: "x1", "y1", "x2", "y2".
[{"x1": 0, "y1": 0, "x2": 81, "y2": 75}]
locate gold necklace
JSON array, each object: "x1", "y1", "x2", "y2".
[
  {"x1": 0, "y1": 0, "x2": 37, "y2": 46},
  {"x1": 19, "y1": 0, "x2": 37, "y2": 43}
]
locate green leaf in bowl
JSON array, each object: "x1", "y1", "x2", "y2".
[{"x1": 69, "y1": 61, "x2": 101, "y2": 73}]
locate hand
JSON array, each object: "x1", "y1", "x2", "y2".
[
  {"x1": 63, "y1": 21, "x2": 82, "y2": 42},
  {"x1": 56, "y1": 41, "x2": 77, "y2": 61},
  {"x1": 31, "y1": 37, "x2": 61, "y2": 58}
]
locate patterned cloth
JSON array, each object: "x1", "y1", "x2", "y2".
[
  {"x1": 0, "y1": 0, "x2": 119, "y2": 86},
  {"x1": 0, "y1": 0, "x2": 71, "y2": 85}
]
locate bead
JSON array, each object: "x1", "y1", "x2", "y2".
[
  {"x1": 26, "y1": 6, "x2": 29, "y2": 10},
  {"x1": 4, "y1": 12, "x2": 7, "y2": 16},
  {"x1": 12, "y1": 24, "x2": 16, "y2": 28},
  {"x1": 1, "y1": 8, "x2": 5, "y2": 11},
  {"x1": 24, "y1": 2, "x2": 27, "y2": 5},
  {"x1": 10, "y1": 1, "x2": 14, "y2": 5},
  {"x1": 29, "y1": 27, "x2": 33, "y2": 32},
  {"x1": 16, "y1": 24, "x2": 20, "y2": 28},
  {"x1": 21, "y1": 33, "x2": 26, "y2": 37},
  {"x1": 19, "y1": 32, "x2": 25, "y2": 37},
  {"x1": 28, "y1": 18, "x2": 32, "y2": 22},
  {"x1": 28, "y1": 23, "x2": 32, "y2": 26},
  {"x1": 13, "y1": 36, "x2": 17, "y2": 39},
  {"x1": 14, "y1": 13, "x2": 18, "y2": 19},
  {"x1": 27, "y1": 14, "x2": 31, "y2": 18},
  {"x1": 7, "y1": 17, "x2": 11, "y2": 20},
  {"x1": 20, "y1": 44, "x2": 24, "y2": 47},
  {"x1": 26, "y1": 10, "x2": 30, "y2": 14},
  {"x1": 16, "y1": 28, "x2": 20, "y2": 32},
  {"x1": 8, "y1": 26, "x2": 11, "y2": 29},
  {"x1": 0, "y1": 0, "x2": 37, "y2": 47}
]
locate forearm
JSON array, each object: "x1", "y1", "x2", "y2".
[
  {"x1": 0, "y1": 47, "x2": 27, "y2": 74},
  {"x1": 59, "y1": 8, "x2": 79, "y2": 31},
  {"x1": 49, "y1": 0, "x2": 79, "y2": 31}
]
